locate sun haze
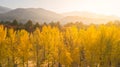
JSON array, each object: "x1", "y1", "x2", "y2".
[{"x1": 0, "y1": 0, "x2": 120, "y2": 16}]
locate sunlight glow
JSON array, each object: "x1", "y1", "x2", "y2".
[{"x1": 0, "y1": 0, "x2": 120, "y2": 16}]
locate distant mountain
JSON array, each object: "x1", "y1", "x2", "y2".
[
  {"x1": 61, "y1": 11, "x2": 120, "y2": 24},
  {"x1": 0, "y1": 6, "x2": 11, "y2": 13},
  {"x1": 0, "y1": 7, "x2": 120, "y2": 24},
  {"x1": 62, "y1": 11, "x2": 120, "y2": 19},
  {"x1": 59, "y1": 16, "x2": 111, "y2": 24},
  {"x1": 0, "y1": 8, "x2": 63, "y2": 24},
  {"x1": 62, "y1": 11, "x2": 98, "y2": 18}
]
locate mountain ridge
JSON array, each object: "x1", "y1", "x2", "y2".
[
  {"x1": 0, "y1": 6, "x2": 11, "y2": 13},
  {"x1": 0, "y1": 8, "x2": 63, "y2": 24},
  {"x1": 0, "y1": 6, "x2": 120, "y2": 24}
]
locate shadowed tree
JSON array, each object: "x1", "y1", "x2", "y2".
[{"x1": 25, "y1": 20, "x2": 34, "y2": 32}]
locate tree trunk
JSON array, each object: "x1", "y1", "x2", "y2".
[
  {"x1": 26, "y1": 61, "x2": 28, "y2": 67},
  {"x1": 0, "y1": 63, "x2": 2, "y2": 67},
  {"x1": 36, "y1": 44, "x2": 39, "y2": 67},
  {"x1": 14, "y1": 63, "x2": 17, "y2": 67},
  {"x1": 58, "y1": 62, "x2": 61, "y2": 67},
  {"x1": 108, "y1": 60, "x2": 112, "y2": 67},
  {"x1": 8, "y1": 57, "x2": 10, "y2": 67},
  {"x1": 23, "y1": 57, "x2": 25, "y2": 67},
  {"x1": 12, "y1": 55, "x2": 15, "y2": 67},
  {"x1": 48, "y1": 62, "x2": 49, "y2": 67}
]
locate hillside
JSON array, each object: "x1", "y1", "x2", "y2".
[
  {"x1": 0, "y1": 7, "x2": 120, "y2": 24},
  {"x1": 0, "y1": 8, "x2": 63, "y2": 24},
  {"x1": 0, "y1": 6, "x2": 11, "y2": 13},
  {"x1": 59, "y1": 16, "x2": 116, "y2": 24},
  {"x1": 61, "y1": 11, "x2": 120, "y2": 24}
]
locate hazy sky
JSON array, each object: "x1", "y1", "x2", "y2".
[{"x1": 0, "y1": 0, "x2": 120, "y2": 16}]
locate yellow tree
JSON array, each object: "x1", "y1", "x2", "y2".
[
  {"x1": 0, "y1": 25, "x2": 7, "y2": 67},
  {"x1": 39, "y1": 26, "x2": 72, "y2": 67},
  {"x1": 40, "y1": 26, "x2": 58, "y2": 67},
  {"x1": 63, "y1": 26, "x2": 81, "y2": 67},
  {"x1": 31, "y1": 28, "x2": 43, "y2": 67},
  {"x1": 96, "y1": 24, "x2": 115, "y2": 67},
  {"x1": 17, "y1": 30, "x2": 32, "y2": 67},
  {"x1": 7, "y1": 28, "x2": 18, "y2": 67},
  {"x1": 82, "y1": 25, "x2": 101, "y2": 67}
]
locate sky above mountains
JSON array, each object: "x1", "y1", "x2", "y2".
[{"x1": 0, "y1": 0, "x2": 120, "y2": 17}]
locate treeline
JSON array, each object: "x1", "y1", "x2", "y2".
[
  {"x1": 0, "y1": 20, "x2": 62, "y2": 32},
  {"x1": 0, "y1": 20, "x2": 89, "y2": 32},
  {"x1": 0, "y1": 20, "x2": 120, "y2": 67}
]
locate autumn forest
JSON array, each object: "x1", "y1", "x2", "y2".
[{"x1": 0, "y1": 20, "x2": 120, "y2": 67}]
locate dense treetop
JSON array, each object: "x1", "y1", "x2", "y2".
[{"x1": 0, "y1": 20, "x2": 120, "y2": 67}]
